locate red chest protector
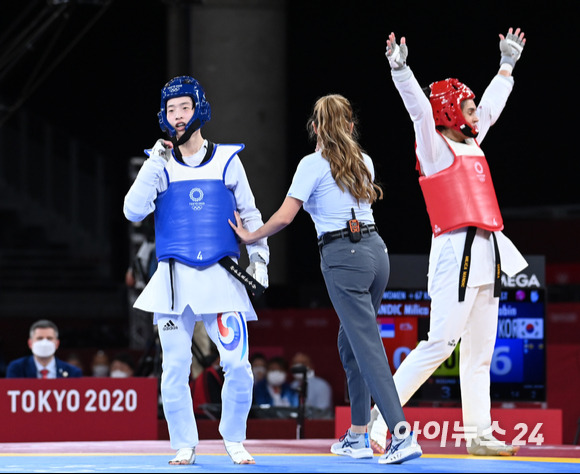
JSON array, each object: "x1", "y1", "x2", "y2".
[{"x1": 417, "y1": 134, "x2": 504, "y2": 237}]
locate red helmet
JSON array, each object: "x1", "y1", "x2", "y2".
[{"x1": 429, "y1": 78, "x2": 478, "y2": 138}]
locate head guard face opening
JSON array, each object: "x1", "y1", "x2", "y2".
[
  {"x1": 157, "y1": 76, "x2": 211, "y2": 137},
  {"x1": 429, "y1": 78, "x2": 478, "y2": 138}
]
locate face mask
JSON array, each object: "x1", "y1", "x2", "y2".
[
  {"x1": 92, "y1": 365, "x2": 109, "y2": 377},
  {"x1": 267, "y1": 370, "x2": 286, "y2": 387},
  {"x1": 31, "y1": 339, "x2": 56, "y2": 358},
  {"x1": 110, "y1": 370, "x2": 130, "y2": 378}
]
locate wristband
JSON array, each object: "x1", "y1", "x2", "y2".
[{"x1": 499, "y1": 63, "x2": 514, "y2": 74}]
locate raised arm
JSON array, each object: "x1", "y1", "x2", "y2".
[
  {"x1": 385, "y1": 32, "x2": 442, "y2": 168},
  {"x1": 476, "y1": 27, "x2": 526, "y2": 142}
]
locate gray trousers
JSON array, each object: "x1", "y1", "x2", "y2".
[{"x1": 320, "y1": 232, "x2": 406, "y2": 433}]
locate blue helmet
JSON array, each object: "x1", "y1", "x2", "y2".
[{"x1": 157, "y1": 76, "x2": 211, "y2": 137}]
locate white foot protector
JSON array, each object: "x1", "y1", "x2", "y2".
[
  {"x1": 169, "y1": 448, "x2": 195, "y2": 465},
  {"x1": 224, "y1": 440, "x2": 255, "y2": 464}
]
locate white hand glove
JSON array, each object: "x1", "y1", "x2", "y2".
[
  {"x1": 385, "y1": 35, "x2": 408, "y2": 70},
  {"x1": 247, "y1": 254, "x2": 268, "y2": 288},
  {"x1": 150, "y1": 139, "x2": 172, "y2": 162},
  {"x1": 499, "y1": 27, "x2": 525, "y2": 71}
]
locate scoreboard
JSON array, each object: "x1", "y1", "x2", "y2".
[{"x1": 379, "y1": 256, "x2": 546, "y2": 403}]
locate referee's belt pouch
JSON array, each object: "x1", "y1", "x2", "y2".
[{"x1": 347, "y1": 217, "x2": 362, "y2": 243}]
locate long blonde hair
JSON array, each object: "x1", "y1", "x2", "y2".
[{"x1": 308, "y1": 94, "x2": 383, "y2": 203}]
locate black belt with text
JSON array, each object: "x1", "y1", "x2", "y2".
[
  {"x1": 219, "y1": 257, "x2": 266, "y2": 297},
  {"x1": 458, "y1": 226, "x2": 501, "y2": 302},
  {"x1": 168, "y1": 256, "x2": 266, "y2": 310}
]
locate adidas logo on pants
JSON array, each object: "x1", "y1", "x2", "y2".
[{"x1": 163, "y1": 320, "x2": 178, "y2": 331}]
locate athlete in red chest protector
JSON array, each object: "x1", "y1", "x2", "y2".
[{"x1": 368, "y1": 28, "x2": 529, "y2": 456}]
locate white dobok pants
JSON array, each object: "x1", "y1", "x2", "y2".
[
  {"x1": 156, "y1": 307, "x2": 253, "y2": 449},
  {"x1": 393, "y1": 240, "x2": 499, "y2": 434}
]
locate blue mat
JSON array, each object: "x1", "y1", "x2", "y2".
[{"x1": 0, "y1": 454, "x2": 578, "y2": 473}]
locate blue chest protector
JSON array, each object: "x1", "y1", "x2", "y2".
[{"x1": 154, "y1": 144, "x2": 241, "y2": 266}]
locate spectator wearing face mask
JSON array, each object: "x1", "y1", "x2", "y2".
[
  {"x1": 253, "y1": 356, "x2": 298, "y2": 408},
  {"x1": 109, "y1": 352, "x2": 136, "y2": 378},
  {"x1": 91, "y1": 350, "x2": 110, "y2": 377},
  {"x1": 290, "y1": 352, "x2": 333, "y2": 414},
  {"x1": 250, "y1": 352, "x2": 267, "y2": 385},
  {"x1": 6, "y1": 320, "x2": 82, "y2": 379}
]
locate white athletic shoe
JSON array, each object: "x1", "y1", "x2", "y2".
[
  {"x1": 224, "y1": 440, "x2": 256, "y2": 464},
  {"x1": 368, "y1": 405, "x2": 388, "y2": 454},
  {"x1": 378, "y1": 432, "x2": 422, "y2": 465},
  {"x1": 168, "y1": 447, "x2": 195, "y2": 465},
  {"x1": 467, "y1": 434, "x2": 520, "y2": 456},
  {"x1": 330, "y1": 430, "x2": 373, "y2": 459}
]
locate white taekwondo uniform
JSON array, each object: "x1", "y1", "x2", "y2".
[
  {"x1": 386, "y1": 67, "x2": 527, "y2": 434},
  {"x1": 124, "y1": 140, "x2": 269, "y2": 449}
]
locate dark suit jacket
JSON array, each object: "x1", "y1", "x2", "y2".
[
  {"x1": 6, "y1": 356, "x2": 83, "y2": 379},
  {"x1": 253, "y1": 379, "x2": 299, "y2": 407}
]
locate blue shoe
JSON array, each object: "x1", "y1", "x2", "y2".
[
  {"x1": 378, "y1": 432, "x2": 422, "y2": 464},
  {"x1": 331, "y1": 430, "x2": 373, "y2": 459}
]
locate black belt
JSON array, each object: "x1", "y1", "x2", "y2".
[
  {"x1": 318, "y1": 224, "x2": 378, "y2": 248},
  {"x1": 218, "y1": 256, "x2": 266, "y2": 297},
  {"x1": 458, "y1": 227, "x2": 501, "y2": 302},
  {"x1": 167, "y1": 256, "x2": 266, "y2": 310}
]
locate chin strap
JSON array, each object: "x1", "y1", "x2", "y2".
[
  {"x1": 459, "y1": 123, "x2": 479, "y2": 139},
  {"x1": 170, "y1": 118, "x2": 201, "y2": 162}
]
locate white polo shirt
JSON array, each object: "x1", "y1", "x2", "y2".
[{"x1": 287, "y1": 151, "x2": 377, "y2": 238}]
